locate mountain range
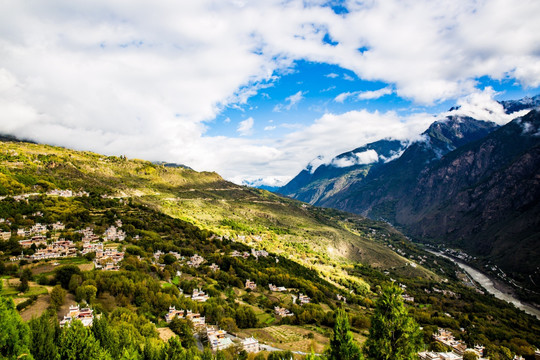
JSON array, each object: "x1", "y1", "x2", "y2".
[{"x1": 279, "y1": 95, "x2": 540, "y2": 295}]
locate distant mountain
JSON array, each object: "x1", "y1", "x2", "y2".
[
  {"x1": 278, "y1": 139, "x2": 406, "y2": 204},
  {"x1": 394, "y1": 110, "x2": 540, "y2": 285},
  {"x1": 279, "y1": 95, "x2": 540, "y2": 293}
]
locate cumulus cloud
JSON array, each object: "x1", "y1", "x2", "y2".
[
  {"x1": 237, "y1": 117, "x2": 254, "y2": 136},
  {"x1": 447, "y1": 87, "x2": 530, "y2": 125},
  {"x1": 1, "y1": 0, "x2": 539, "y2": 184}
]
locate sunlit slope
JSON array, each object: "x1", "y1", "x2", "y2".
[{"x1": 0, "y1": 140, "x2": 435, "y2": 279}]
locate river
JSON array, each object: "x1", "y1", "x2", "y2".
[{"x1": 428, "y1": 250, "x2": 540, "y2": 320}]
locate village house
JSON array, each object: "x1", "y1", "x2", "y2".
[
  {"x1": 274, "y1": 306, "x2": 294, "y2": 317},
  {"x1": 31, "y1": 239, "x2": 77, "y2": 260},
  {"x1": 433, "y1": 328, "x2": 486, "y2": 357},
  {"x1": 94, "y1": 246, "x2": 124, "y2": 271},
  {"x1": 59, "y1": 305, "x2": 94, "y2": 327},
  {"x1": 402, "y1": 294, "x2": 415, "y2": 302},
  {"x1": 51, "y1": 222, "x2": 65, "y2": 231},
  {"x1": 103, "y1": 225, "x2": 126, "y2": 241},
  {"x1": 298, "y1": 293, "x2": 311, "y2": 305},
  {"x1": 251, "y1": 248, "x2": 269, "y2": 259},
  {"x1": 191, "y1": 288, "x2": 209, "y2": 302},
  {"x1": 245, "y1": 279, "x2": 257, "y2": 291},
  {"x1": 241, "y1": 337, "x2": 260, "y2": 353},
  {"x1": 19, "y1": 235, "x2": 47, "y2": 248},
  {"x1": 209, "y1": 263, "x2": 219, "y2": 271},
  {"x1": 206, "y1": 326, "x2": 234, "y2": 351},
  {"x1": 0, "y1": 231, "x2": 11, "y2": 241},
  {"x1": 269, "y1": 284, "x2": 287, "y2": 292},
  {"x1": 165, "y1": 306, "x2": 206, "y2": 327},
  {"x1": 187, "y1": 254, "x2": 205, "y2": 268},
  {"x1": 82, "y1": 241, "x2": 103, "y2": 255}
]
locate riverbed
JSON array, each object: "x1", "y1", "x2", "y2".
[{"x1": 428, "y1": 250, "x2": 540, "y2": 320}]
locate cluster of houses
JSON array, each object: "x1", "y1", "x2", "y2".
[
  {"x1": 274, "y1": 306, "x2": 294, "y2": 317},
  {"x1": 165, "y1": 306, "x2": 206, "y2": 327},
  {"x1": 209, "y1": 263, "x2": 219, "y2": 272},
  {"x1": 187, "y1": 254, "x2": 205, "y2": 268},
  {"x1": 231, "y1": 250, "x2": 250, "y2": 259},
  {"x1": 47, "y1": 189, "x2": 89, "y2": 197},
  {"x1": 419, "y1": 328, "x2": 488, "y2": 360},
  {"x1": 268, "y1": 284, "x2": 287, "y2": 292},
  {"x1": 188, "y1": 288, "x2": 210, "y2": 302},
  {"x1": 93, "y1": 247, "x2": 125, "y2": 271},
  {"x1": 295, "y1": 293, "x2": 311, "y2": 305},
  {"x1": 30, "y1": 239, "x2": 77, "y2": 260},
  {"x1": 164, "y1": 306, "x2": 260, "y2": 353},
  {"x1": 59, "y1": 305, "x2": 94, "y2": 327},
  {"x1": 103, "y1": 224, "x2": 126, "y2": 242},
  {"x1": 245, "y1": 279, "x2": 257, "y2": 291}
]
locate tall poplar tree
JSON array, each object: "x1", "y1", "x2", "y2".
[{"x1": 364, "y1": 283, "x2": 423, "y2": 360}]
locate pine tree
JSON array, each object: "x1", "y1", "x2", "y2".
[
  {"x1": 58, "y1": 320, "x2": 111, "y2": 360},
  {"x1": 29, "y1": 310, "x2": 60, "y2": 360},
  {"x1": 0, "y1": 294, "x2": 34, "y2": 359},
  {"x1": 364, "y1": 283, "x2": 423, "y2": 360},
  {"x1": 327, "y1": 308, "x2": 364, "y2": 360}
]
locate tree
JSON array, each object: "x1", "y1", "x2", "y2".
[
  {"x1": 0, "y1": 294, "x2": 34, "y2": 359},
  {"x1": 169, "y1": 318, "x2": 195, "y2": 348},
  {"x1": 326, "y1": 308, "x2": 363, "y2": 360},
  {"x1": 18, "y1": 268, "x2": 32, "y2": 293},
  {"x1": 364, "y1": 283, "x2": 423, "y2": 360},
  {"x1": 29, "y1": 310, "x2": 59, "y2": 360},
  {"x1": 50, "y1": 285, "x2": 66, "y2": 311},
  {"x1": 55, "y1": 265, "x2": 81, "y2": 289},
  {"x1": 463, "y1": 351, "x2": 479, "y2": 360},
  {"x1": 76, "y1": 285, "x2": 97, "y2": 304},
  {"x1": 58, "y1": 320, "x2": 110, "y2": 360}
]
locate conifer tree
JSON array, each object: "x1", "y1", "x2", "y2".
[
  {"x1": 0, "y1": 294, "x2": 33, "y2": 359},
  {"x1": 327, "y1": 308, "x2": 364, "y2": 360},
  {"x1": 58, "y1": 320, "x2": 110, "y2": 360},
  {"x1": 364, "y1": 283, "x2": 423, "y2": 360},
  {"x1": 29, "y1": 310, "x2": 59, "y2": 360}
]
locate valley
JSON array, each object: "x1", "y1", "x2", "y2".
[{"x1": 0, "y1": 137, "x2": 539, "y2": 359}]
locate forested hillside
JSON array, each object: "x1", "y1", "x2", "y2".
[{"x1": 0, "y1": 139, "x2": 539, "y2": 359}]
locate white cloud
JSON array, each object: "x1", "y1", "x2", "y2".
[
  {"x1": 274, "y1": 90, "x2": 305, "y2": 111},
  {"x1": 343, "y1": 74, "x2": 355, "y2": 81},
  {"x1": 325, "y1": 73, "x2": 339, "y2": 78},
  {"x1": 334, "y1": 92, "x2": 353, "y2": 103},
  {"x1": 264, "y1": 125, "x2": 276, "y2": 131},
  {"x1": 357, "y1": 86, "x2": 393, "y2": 100},
  {"x1": 335, "y1": 86, "x2": 393, "y2": 102},
  {"x1": 237, "y1": 117, "x2": 254, "y2": 136},
  {"x1": 0, "y1": 0, "x2": 539, "y2": 185},
  {"x1": 447, "y1": 87, "x2": 530, "y2": 125},
  {"x1": 331, "y1": 149, "x2": 379, "y2": 168}
]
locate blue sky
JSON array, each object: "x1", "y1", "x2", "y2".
[{"x1": 1, "y1": 1, "x2": 540, "y2": 186}]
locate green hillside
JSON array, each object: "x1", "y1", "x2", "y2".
[{"x1": 1, "y1": 139, "x2": 539, "y2": 359}]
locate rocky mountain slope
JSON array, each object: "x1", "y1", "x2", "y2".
[{"x1": 279, "y1": 96, "x2": 540, "y2": 293}]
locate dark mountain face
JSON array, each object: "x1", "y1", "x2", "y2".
[
  {"x1": 278, "y1": 139, "x2": 405, "y2": 204},
  {"x1": 279, "y1": 96, "x2": 540, "y2": 291},
  {"x1": 396, "y1": 110, "x2": 540, "y2": 284},
  {"x1": 499, "y1": 94, "x2": 540, "y2": 113},
  {"x1": 319, "y1": 116, "x2": 500, "y2": 216}
]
